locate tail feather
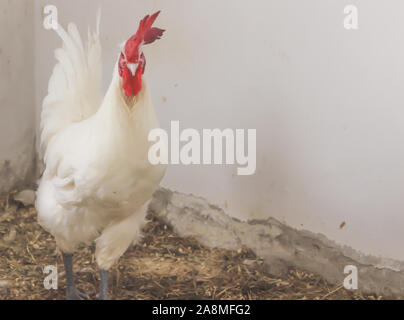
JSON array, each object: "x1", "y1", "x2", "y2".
[
  {"x1": 40, "y1": 15, "x2": 103, "y2": 153},
  {"x1": 67, "y1": 23, "x2": 85, "y2": 57}
]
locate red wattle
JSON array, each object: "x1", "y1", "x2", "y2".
[{"x1": 121, "y1": 65, "x2": 142, "y2": 97}]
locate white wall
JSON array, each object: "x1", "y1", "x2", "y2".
[
  {"x1": 0, "y1": 0, "x2": 35, "y2": 193},
  {"x1": 33, "y1": 0, "x2": 404, "y2": 261}
]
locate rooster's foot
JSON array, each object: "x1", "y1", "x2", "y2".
[
  {"x1": 66, "y1": 288, "x2": 88, "y2": 300},
  {"x1": 96, "y1": 291, "x2": 108, "y2": 300}
]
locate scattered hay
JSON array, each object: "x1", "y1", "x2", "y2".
[{"x1": 0, "y1": 191, "x2": 380, "y2": 300}]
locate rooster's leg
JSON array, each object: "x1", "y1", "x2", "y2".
[
  {"x1": 62, "y1": 252, "x2": 88, "y2": 300},
  {"x1": 97, "y1": 269, "x2": 109, "y2": 300}
]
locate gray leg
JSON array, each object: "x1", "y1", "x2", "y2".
[
  {"x1": 62, "y1": 252, "x2": 87, "y2": 300},
  {"x1": 98, "y1": 269, "x2": 109, "y2": 300}
]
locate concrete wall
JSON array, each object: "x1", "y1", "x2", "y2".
[
  {"x1": 22, "y1": 0, "x2": 404, "y2": 262},
  {"x1": 0, "y1": 0, "x2": 35, "y2": 194}
]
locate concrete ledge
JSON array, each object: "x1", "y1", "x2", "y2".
[{"x1": 150, "y1": 187, "x2": 404, "y2": 298}]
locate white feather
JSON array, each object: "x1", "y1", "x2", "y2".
[{"x1": 36, "y1": 15, "x2": 167, "y2": 270}]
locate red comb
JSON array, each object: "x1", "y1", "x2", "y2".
[
  {"x1": 136, "y1": 11, "x2": 165, "y2": 45},
  {"x1": 119, "y1": 10, "x2": 164, "y2": 96}
]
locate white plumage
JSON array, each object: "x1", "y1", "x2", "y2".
[{"x1": 36, "y1": 12, "x2": 166, "y2": 276}]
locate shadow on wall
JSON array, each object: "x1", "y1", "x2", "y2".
[{"x1": 0, "y1": 0, "x2": 36, "y2": 193}]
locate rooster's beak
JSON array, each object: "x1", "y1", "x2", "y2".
[{"x1": 127, "y1": 63, "x2": 138, "y2": 76}]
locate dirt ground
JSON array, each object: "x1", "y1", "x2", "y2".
[{"x1": 0, "y1": 191, "x2": 381, "y2": 300}]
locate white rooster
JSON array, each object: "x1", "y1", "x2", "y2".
[{"x1": 36, "y1": 11, "x2": 167, "y2": 300}]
